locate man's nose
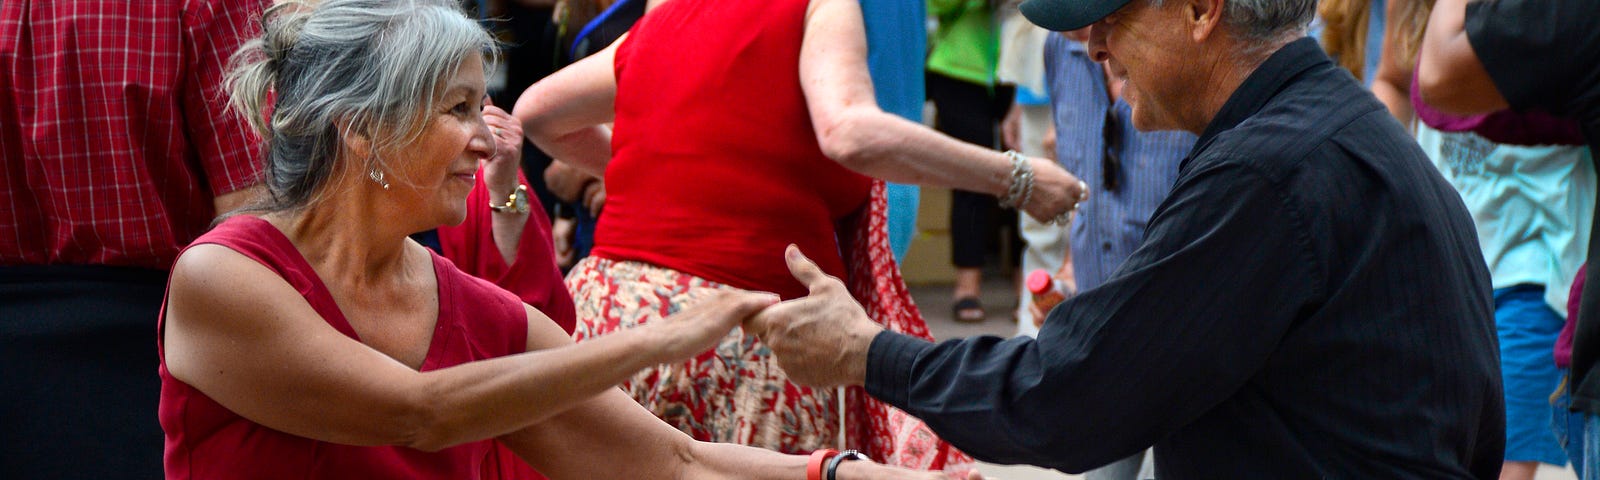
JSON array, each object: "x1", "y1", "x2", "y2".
[{"x1": 1087, "y1": 23, "x2": 1111, "y2": 63}]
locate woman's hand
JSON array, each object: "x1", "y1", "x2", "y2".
[
  {"x1": 550, "y1": 215, "x2": 577, "y2": 268},
  {"x1": 580, "y1": 179, "x2": 606, "y2": 215},
  {"x1": 483, "y1": 103, "x2": 525, "y2": 198},
  {"x1": 642, "y1": 290, "x2": 778, "y2": 364},
  {"x1": 1023, "y1": 158, "x2": 1090, "y2": 224}
]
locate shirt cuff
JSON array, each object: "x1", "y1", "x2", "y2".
[{"x1": 864, "y1": 330, "x2": 934, "y2": 407}]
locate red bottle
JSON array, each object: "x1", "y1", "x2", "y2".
[{"x1": 1027, "y1": 270, "x2": 1067, "y2": 327}]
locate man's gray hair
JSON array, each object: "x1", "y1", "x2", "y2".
[
  {"x1": 1222, "y1": 0, "x2": 1317, "y2": 40},
  {"x1": 226, "y1": 0, "x2": 497, "y2": 210},
  {"x1": 1150, "y1": 0, "x2": 1317, "y2": 41}
]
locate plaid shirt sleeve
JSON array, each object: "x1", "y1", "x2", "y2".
[{"x1": 181, "y1": 0, "x2": 266, "y2": 198}]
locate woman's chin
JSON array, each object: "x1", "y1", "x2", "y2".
[
  {"x1": 441, "y1": 208, "x2": 468, "y2": 227},
  {"x1": 422, "y1": 202, "x2": 469, "y2": 229},
  {"x1": 440, "y1": 193, "x2": 471, "y2": 226}
]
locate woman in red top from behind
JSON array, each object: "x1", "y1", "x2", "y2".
[
  {"x1": 514, "y1": 0, "x2": 1089, "y2": 465},
  {"x1": 159, "y1": 1, "x2": 976, "y2": 479}
]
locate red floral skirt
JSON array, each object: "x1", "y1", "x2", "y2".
[{"x1": 568, "y1": 181, "x2": 973, "y2": 471}]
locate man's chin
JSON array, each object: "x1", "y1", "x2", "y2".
[
  {"x1": 1128, "y1": 107, "x2": 1180, "y2": 133},
  {"x1": 1127, "y1": 107, "x2": 1157, "y2": 132}
]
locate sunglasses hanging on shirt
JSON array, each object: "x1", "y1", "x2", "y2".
[{"x1": 1101, "y1": 106, "x2": 1122, "y2": 193}]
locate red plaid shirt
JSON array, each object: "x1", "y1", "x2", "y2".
[{"x1": 0, "y1": 0, "x2": 267, "y2": 270}]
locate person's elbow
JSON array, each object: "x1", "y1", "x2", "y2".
[
  {"x1": 1416, "y1": 43, "x2": 1509, "y2": 114},
  {"x1": 394, "y1": 381, "x2": 479, "y2": 452},
  {"x1": 512, "y1": 85, "x2": 563, "y2": 147},
  {"x1": 815, "y1": 108, "x2": 887, "y2": 171},
  {"x1": 1415, "y1": 58, "x2": 1469, "y2": 113}
]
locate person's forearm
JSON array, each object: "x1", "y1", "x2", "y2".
[
  {"x1": 512, "y1": 47, "x2": 619, "y2": 179},
  {"x1": 1372, "y1": 0, "x2": 1417, "y2": 125},
  {"x1": 1372, "y1": 80, "x2": 1415, "y2": 126},
  {"x1": 401, "y1": 320, "x2": 680, "y2": 451},
  {"x1": 525, "y1": 125, "x2": 611, "y2": 179},
  {"x1": 483, "y1": 165, "x2": 530, "y2": 265},
  {"x1": 680, "y1": 442, "x2": 808, "y2": 479},
  {"x1": 489, "y1": 209, "x2": 527, "y2": 266},
  {"x1": 682, "y1": 442, "x2": 934, "y2": 480},
  {"x1": 818, "y1": 107, "x2": 1011, "y2": 196}
]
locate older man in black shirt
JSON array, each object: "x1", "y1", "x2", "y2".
[{"x1": 745, "y1": 0, "x2": 1504, "y2": 477}]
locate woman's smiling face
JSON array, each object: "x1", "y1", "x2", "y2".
[{"x1": 390, "y1": 54, "x2": 495, "y2": 228}]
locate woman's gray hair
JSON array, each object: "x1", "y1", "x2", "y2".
[{"x1": 226, "y1": 0, "x2": 497, "y2": 210}]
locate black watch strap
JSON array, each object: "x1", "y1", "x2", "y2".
[{"x1": 824, "y1": 450, "x2": 869, "y2": 480}]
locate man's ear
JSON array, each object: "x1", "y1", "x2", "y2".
[{"x1": 1185, "y1": 0, "x2": 1225, "y2": 42}]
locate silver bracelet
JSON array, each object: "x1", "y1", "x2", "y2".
[{"x1": 997, "y1": 150, "x2": 1033, "y2": 210}]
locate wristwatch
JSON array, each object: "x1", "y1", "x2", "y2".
[
  {"x1": 824, "y1": 450, "x2": 869, "y2": 480},
  {"x1": 490, "y1": 184, "x2": 530, "y2": 215}
]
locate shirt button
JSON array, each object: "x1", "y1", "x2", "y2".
[{"x1": 1102, "y1": 242, "x2": 1112, "y2": 251}]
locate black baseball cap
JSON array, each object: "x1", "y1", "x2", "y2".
[{"x1": 1019, "y1": 0, "x2": 1132, "y2": 31}]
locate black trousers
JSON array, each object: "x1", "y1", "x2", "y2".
[
  {"x1": 926, "y1": 71, "x2": 1018, "y2": 268},
  {"x1": 1, "y1": 265, "x2": 167, "y2": 479}
]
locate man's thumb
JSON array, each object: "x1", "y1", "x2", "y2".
[{"x1": 785, "y1": 245, "x2": 827, "y2": 293}]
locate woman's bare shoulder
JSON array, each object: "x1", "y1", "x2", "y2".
[{"x1": 167, "y1": 243, "x2": 308, "y2": 326}]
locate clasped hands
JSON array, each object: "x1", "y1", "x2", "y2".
[
  {"x1": 651, "y1": 246, "x2": 980, "y2": 479},
  {"x1": 656, "y1": 245, "x2": 886, "y2": 388},
  {"x1": 743, "y1": 245, "x2": 886, "y2": 387}
]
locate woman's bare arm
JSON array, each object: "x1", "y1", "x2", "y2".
[
  {"x1": 796, "y1": 0, "x2": 1085, "y2": 223},
  {"x1": 1371, "y1": 0, "x2": 1417, "y2": 124},
  {"x1": 513, "y1": 36, "x2": 623, "y2": 178},
  {"x1": 163, "y1": 244, "x2": 772, "y2": 451},
  {"x1": 498, "y1": 387, "x2": 966, "y2": 479}
]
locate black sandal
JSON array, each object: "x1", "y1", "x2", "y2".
[{"x1": 953, "y1": 297, "x2": 986, "y2": 323}]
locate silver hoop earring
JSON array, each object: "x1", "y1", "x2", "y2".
[{"x1": 369, "y1": 168, "x2": 390, "y2": 190}]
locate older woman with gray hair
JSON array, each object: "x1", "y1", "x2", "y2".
[{"x1": 156, "y1": 1, "x2": 979, "y2": 478}]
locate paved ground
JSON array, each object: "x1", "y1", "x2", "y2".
[{"x1": 906, "y1": 277, "x2": 1579, "y2": 480}]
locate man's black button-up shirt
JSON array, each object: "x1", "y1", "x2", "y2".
[{"x1": 865, "y1": 38, "x2": 1504, "y2": 479}]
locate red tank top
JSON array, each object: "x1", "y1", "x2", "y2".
[
  {"x1": 158, "y1": 216, "x2": 531, "y2": 479},
  {"x1": 594, "y1": 0, "x2": 873, "y2": 299}
]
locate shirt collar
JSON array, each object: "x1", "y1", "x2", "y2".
[{"x1": 1187, "y1": 37, "x2": 1330, "y2": 160}]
